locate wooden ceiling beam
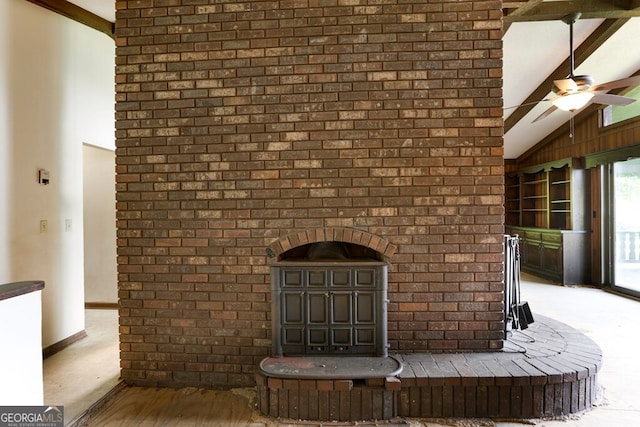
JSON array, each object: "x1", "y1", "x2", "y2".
[
  {"x1": 503, "y1": 1, "x2": 545, "y2": 32},
  {"x1": 504, "y1": 0, "x2": 640, "y2": 22},
  {"x1": 25, "y1": 0, "x2": 114, "y2": 39},
  {"x1": 503, "y1": 1, "x2": 545, "y2": 17}
]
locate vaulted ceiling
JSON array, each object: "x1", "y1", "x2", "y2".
[
  {"x1": 40, "y1": 0, "x2": 640, "y2": 160},
  {"x1": 503, "y1": 1, "x2": 640, "y2": 159}
]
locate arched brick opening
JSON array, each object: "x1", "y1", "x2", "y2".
[{"x1": 266, "y1": 227, "x2": 397, "y2": 261}]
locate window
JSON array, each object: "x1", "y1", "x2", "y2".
[{"x1": 601, "y1": 85, "x2": 640, "y2": 127}]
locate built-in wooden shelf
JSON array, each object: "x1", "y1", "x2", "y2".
[{"x1": 505, "y1": 158, "x2": 590, "y2": 285}]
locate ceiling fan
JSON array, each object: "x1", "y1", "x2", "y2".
[{"x1": 533, "y1": 12, "x2": 640, "y2": 123}]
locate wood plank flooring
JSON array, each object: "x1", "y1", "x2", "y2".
[
  {"x1": 75, "y1": 385, "x2": 271, "y2": 426},
  {"x1": 44, "y1": 309, "x2": 120, "y2": 425}
]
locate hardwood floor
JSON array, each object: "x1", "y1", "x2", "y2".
[
  {"x1": 75, "y1": 385, "x2": 272, "y2": 426},
  {"x1": 44, "y1": 309, "x2": 120, "y2": 424}
]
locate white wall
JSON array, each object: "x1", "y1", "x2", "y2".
[
  {"x1": 0, "y1": 0, "x2": 115, "y2": 347},
  {"x1": 0, "y1": 290, "x2": 44, "y2": 405},
  {"x1": 83, "y1": 145, "x2": 117, "y2": 303}
]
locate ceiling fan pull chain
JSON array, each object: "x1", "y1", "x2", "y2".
[{"x1": 569, "y1": 112, "x2": 575, "y2": 143}]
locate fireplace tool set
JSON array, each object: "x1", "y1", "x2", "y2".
[{"x1": 504, "y1": 234, "x2": 535, "y2": 352}]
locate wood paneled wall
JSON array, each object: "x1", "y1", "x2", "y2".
[{"x1": 514, "y1": 107, "x2": 640, "y2": 168}]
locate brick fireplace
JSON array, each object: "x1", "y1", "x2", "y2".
[{"x1": 115, "y1": 0, "x2": 505, "y2": 390}]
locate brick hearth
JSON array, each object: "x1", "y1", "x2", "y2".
[{"x1": 256, "y1": 315, "x2": 601, "y2": 421}]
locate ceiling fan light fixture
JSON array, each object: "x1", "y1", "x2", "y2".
[{"x1": 552, "y1": 92, "x2": 594, "y2": 111}]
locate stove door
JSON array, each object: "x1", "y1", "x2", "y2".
[{"x1": 272, "y1": 263, "x2": 387, "y2": 356}]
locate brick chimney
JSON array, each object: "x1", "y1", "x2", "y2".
[{"x1": 115, "y1": 1, "x2": 505, "y2": 389}]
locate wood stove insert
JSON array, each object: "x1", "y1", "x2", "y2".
[{"x1": 270, "y1": 241, "x2": 389, "y2": 357}]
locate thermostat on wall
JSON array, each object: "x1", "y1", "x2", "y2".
[{"x1": 38, "y1": 169, "x2": 50, "y2": 185}]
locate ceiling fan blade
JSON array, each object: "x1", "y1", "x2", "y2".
[
  {"x1": 590, "y1": 75, "x2": 640, "y2": 93},
  {"x1": 532, "y1": 105, "x2": 558, "y2": 123},
  {"x1": 504, "y1": 98, "x2": 553, "y2": 110},
  {"x1": 554, "y1": 79, "x2": 578, "y2": 93},
  {"x1": 592, "y1": 93, "x2": 637, "y2": 107}
]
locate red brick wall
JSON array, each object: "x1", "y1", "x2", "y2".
[{"x1": 115, "y1": 0, "x2": 505, "y2": 388}]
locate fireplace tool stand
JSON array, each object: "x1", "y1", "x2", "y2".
[{"x1": 504, "y1": 234, "x2": 535, "y2": 353}]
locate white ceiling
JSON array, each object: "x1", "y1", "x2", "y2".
[
  {"x1": 71, "y1": 0, "x2": 114, "y2": 22},
  {"x1": 71, "y1": 1, "x2": 640, "y2": 160}
]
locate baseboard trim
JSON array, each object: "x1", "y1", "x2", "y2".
[
  {"x1": 43, "y1": 330, "x2": 87, "y2": 359},
  {"x1": 85, "y1": 302, "x2": 118, "y2": 309}
]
